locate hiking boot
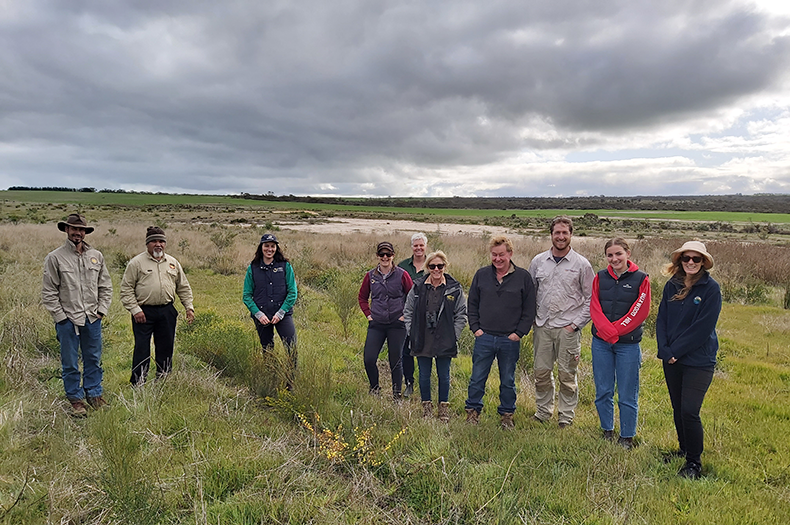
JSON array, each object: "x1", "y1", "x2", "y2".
[
  {"x1": 438, "y1": 402, "x2": 450, "y2": 423},
  {"x1": 678, "y1": 461, "x2": 702, "y2": 480},
  {"x1": 403, "y1": 382, "x2": 414, "y2": 399},
  {"x1": 602, "y1": 430, "x2": 615, "y2": 441},
  {"x1": 500, "y1": 412, "x2": 515, "y2": 430},
  {"x1": 618, "y1": 436, "x2": 634, "y2": 450},
  {"x1": 422, "y1": 400, "x2": 434, "y2": 418},
  {"x1": 86, "y1": 395, "x2": 109, "y2": 410},
  {"x1": 69, "y1": 399, "x2": 88, "y2": 418},
  {"x1": 532, "y1": 414, "x2": 548, "y2": 424},
  {"x1": 465, "y1": 408, "x2": 480, "y2": 425},
  {"x1": 558, "y1": 421, "x2": 572, "y2": 429}
]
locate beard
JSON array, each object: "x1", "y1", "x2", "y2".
[{"x1": 153, "y1": 249, "x2": 164, "y2": 258}]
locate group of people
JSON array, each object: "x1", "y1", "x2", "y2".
[
  {"x1": 356, "y1": 216, "x2": 721, "y2": 480},
  {"x1": 42, "y1": 213, "x2": 721, "y2": 480}
]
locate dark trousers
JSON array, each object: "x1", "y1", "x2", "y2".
[
  {"x1": 402, "y1": 336, "x2": 415, "y2": 385},
  {"x1": 254, "y1": 314, "x2": 297, "y2": 384},
  {"x1": 130, "y1": 303, "x2": 178, "y2": 384},
  {"x1": 363, "y1": 320, "x2": 406, "y2": 394},
  {"x1": 663, "y1": 362, "x2": 715, "y2": 465}
]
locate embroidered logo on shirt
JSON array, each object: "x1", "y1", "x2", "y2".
[
  {"x1": 90, "y1": 257, "x2": 98, "y2": 264},
  {"x1": 273, "y1": 267, "x2": 282, "y2": 272},
  {"x1": 693, "y1": 296, "x2": 702, "y2": 304},
  {"x1": 447, "y1": 294, "x2": 455, "y2": 301},
  {"x1": 169, "y1": 263, "x2": 176, "y2": 269},
  {"x1": 623, "y1": 283, "x2": 632, "y2": 288}
]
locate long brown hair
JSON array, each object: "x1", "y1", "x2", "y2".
[{"x1": 662, "y1": 258, "x2": 705, "y2": 301}]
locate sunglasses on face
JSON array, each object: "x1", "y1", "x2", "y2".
[
  {"x1": 428, "y1": 263, "x2": 445, "y2": 270},
  {"x1": 377, "y1": 252, "x2": 393, "y2": 258},
  {"x1": 681, "y1": 255, "x2": 703, "y2": 263}
]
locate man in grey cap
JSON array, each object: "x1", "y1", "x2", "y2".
[
  {"x1": 42, "y1": 213, "x2": 113, "y2": 417},
  {"x1": 121, "y1": 226, "x2": 194, "y2": 385}
]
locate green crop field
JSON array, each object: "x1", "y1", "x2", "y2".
[
  {"x1": 1, "y1": 218, "x2": 789, "y2": 524},
  {"x1": 4, "y1": 190, "x2": 790, "y2": 224}
]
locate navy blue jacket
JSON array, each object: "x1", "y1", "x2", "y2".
[{"x1": 656, "y1": 272, "x2": 722, "y2": 367}]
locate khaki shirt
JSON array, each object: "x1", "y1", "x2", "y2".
[
  {"x1": 528, "y1": 247, "x2": 594, "y2": 329},
  {"x1": 42, "y1": 240, "x2": 113, "y2": 326},
  {"x1": 120, "y1": 252, "x2": 194, "y2": 315}
]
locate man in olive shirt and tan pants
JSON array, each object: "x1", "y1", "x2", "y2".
[{"x1": 121, "y1": 226, "x2": 194, "y2": 385}]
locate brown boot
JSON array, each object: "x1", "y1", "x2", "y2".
[
  {"x1": 69, "y1": 398, "x2": 88, "y2": 418},
  {"x1": 422, "y1": 400, "x2": 434, "y2": 418},
  {"x1": 87, "y1": 395, "x2": 109, "y2": 410},
  {"x1": 500, "y1": 412, "x2": 515, "y2": 430},
  {"x1": 465, "y1": 408, "x2": 479, "y2": 425},
  {"x1": 438, "y1": 402, "x2": 450, "y2": 423}
]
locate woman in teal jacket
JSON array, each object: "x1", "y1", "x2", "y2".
[{"x1": 243, "y1": 233, "x2": 298, "y2": 387}]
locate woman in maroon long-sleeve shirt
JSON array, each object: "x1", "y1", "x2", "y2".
[{"x1": 358, "y1": 241, "x2": 413, "y2": 399}]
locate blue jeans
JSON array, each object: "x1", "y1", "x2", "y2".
[
  {"x1": 465, "y1": 333, "x2": 520, "y2": 414},
  {"x1": 56, "y1": 318, "x2": 103, "y2": 400},
  {"x1": 591, "y1": 336, "x2": 641, "y2": 438},
  {"x1": 417, "y1": 356, "x2": 452, "y2": 402}
]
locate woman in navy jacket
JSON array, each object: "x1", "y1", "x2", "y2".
[
  {"x1": 657, "y1": 240, "x2": 722, "y2": 480},
  {"x1": 590, "y1": 238, "x2": 650, "y2": 449}
]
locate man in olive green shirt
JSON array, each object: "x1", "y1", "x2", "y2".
[{"x1": 121, "y1": 226, "x2": 194, "y2": 385}]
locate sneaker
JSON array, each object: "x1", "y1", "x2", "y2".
[
  {"x1": 618, "y1": 436, "x2": 634, "y2": 450},
  {"x1": 558, "y1": 421, "x2": 572, "y2": 429},
  {"x1": 403, "y1": 382, "x2": 414, "y2": 399},
  {"x1": 678, "y1": 461, "x2": 702, "y2": 480},
  {"x1": 465, "y1": 408, "x2": 480, "y2": 425},
  {"x1": 86, "y1": 395, "x2": 109, "y2": 410},
  {"x1": 69, "y1": 399, "x2": 88, "y2": 418},
  {"x1": 437, "y1": 402, "x2": 450, "y2": 423},
  {"x1": 602, "y1": 430, "x2": 615, "y2": 441},
  {"x1": 500, "y1": 412, "x2": 515, "y2": 430},
  {"x1": 422, "y1": 400, "x2": 434, "y2": 418}
]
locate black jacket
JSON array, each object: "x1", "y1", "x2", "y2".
[{"x1": 404, "y1": 274, "x2": 467, "y2": 358}]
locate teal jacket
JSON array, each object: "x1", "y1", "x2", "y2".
[{"x1": 243, "y1": 261, "x2": 297, "y2": 318}]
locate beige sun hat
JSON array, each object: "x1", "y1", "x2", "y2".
[{"x1": 671, "y1": 240, "x2": 714, "y2": 269}]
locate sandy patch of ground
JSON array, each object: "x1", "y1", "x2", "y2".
[{"x1": 278, "y1": 218, "x2": 525, "y2": 237}]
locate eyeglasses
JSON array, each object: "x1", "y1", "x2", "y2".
[
  {"x1": 377, "y1": 252, "x2": 393, "y2": 258},
  {"x1": 681, "y1": 255, "x2": 703, "y2": 263},
  {"x1": 428, "y1": 263, "x2": 445, "y2": 270}
]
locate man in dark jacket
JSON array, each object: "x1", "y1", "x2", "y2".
[{"x1": 465, "y1": 236, "x2": 536, "y2": 428}]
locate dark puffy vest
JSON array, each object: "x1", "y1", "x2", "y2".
[
  {"x1": 369, "y1": 266, "x2": 408, "y2": 324},
  {"x1": 251, "y1": 261, "x2": 290, "y2": 318},
  {"x1": 593, "y1": 268, "x2": 647, "y2": 343}
]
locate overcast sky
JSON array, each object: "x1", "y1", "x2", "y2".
[{"x1": 1, "y1": 0, "x2": 789, "y2": 197}]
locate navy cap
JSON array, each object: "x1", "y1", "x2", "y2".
[{"x1": 260, "y1": 233, "x2": 279, "y2": 244}]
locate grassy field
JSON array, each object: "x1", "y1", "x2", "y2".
[
  {"x1": 1, "y1": 220, "x2": 789, "y2": 524},
  {"x1": 4, "y1": 190, "x2": 790, "y2": 225}
]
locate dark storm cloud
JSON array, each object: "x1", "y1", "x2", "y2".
[{"x1": 0, "y1": 0, "x2": 788, "y2": 194}]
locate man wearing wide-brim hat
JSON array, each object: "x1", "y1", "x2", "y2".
[{"x1": 42, "y1": 213, "x2": 113, "y2": 417}]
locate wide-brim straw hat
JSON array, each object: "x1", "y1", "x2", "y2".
[
  {"x1": 671, "y1": 240, "x2": 714, "y2": 269},
  {"x1": 57, "y1": 213, "x2": 95, "y2": 234}
]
